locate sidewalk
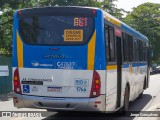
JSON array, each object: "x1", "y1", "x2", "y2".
[
  {"x1": 135, "y1": 89, "x2": 160, "y2": 120},
  {"x1": 145, "y1": 88, "x2": 160, "y2": 120},
  {"x1": 146, "y1": 89, "x2": 160, "y2": 111},
  {"x1": 0, "y1": 92, "x2": 48, "y2": 120},
  {"x1": 0, "y1": 92, "x2": 13, "y2": 102},
  {"x1": 0, "y1": 92, "x2": 46, "y2": 111}
]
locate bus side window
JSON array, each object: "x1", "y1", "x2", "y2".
[
  {"x1": 138, "y1": 40, "x2": 142, "y2": 62},
  {"x1": 143, "y1": 42, "x2": 147, "y2": 61},
  {"x1": 127, "y1": 34, "x2": 134, "y2": 62},
  {"x1": 140, "y1": 41, "x2": 143, "y2": 61},
  {"x1": 123, "y1": 33, "x2": 134, "y2": 62},
  {"x1": 134, "y1": 39, "x2": 138, "y2": 62},
  {"x1": 109, "y1": 27, "x2": 115, "y2": 62},
  {"x1": 122, "y1": 32, "x2": 128, "y2": 62},
  {"x1": 105, "y1": 25, "x2": 115, "y2": 62},
  {"x1": 105, "y1": 25, "x2": 110, "y2": 61}
]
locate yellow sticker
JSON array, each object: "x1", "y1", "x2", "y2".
[{"x1": 64, "y1": 29, "x2": 83, "y2": 42}]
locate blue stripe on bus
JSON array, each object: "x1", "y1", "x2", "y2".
[
  {"x1": 12, "y1": 12, "x2": 18, "y2": 67},
  {"x1": 123, "y1": 63, "x2": 147, "y2": 68},
  {"x1": 121, "y1": 23, "x2": 148, "y2": 42},
  {"x1": 94, "y1": 10, "x2": 106, "y2": 70}
]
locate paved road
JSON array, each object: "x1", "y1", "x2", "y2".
[{"x1": 0, "y1": 74, "x2": 160, "y2": 120}]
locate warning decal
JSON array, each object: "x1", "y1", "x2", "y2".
[{"x1": 64, "y1": 29, "x2": 83, "y2": 42}]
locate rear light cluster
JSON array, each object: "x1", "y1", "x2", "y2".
[
  {"x1": 14, "y1": 68, "x2": 22, "y2": 94},
  {"x1": 90, "y1": 71, "x2": 101, "y2": 98}
]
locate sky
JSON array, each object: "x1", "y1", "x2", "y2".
[
  {"x1": 0, "y1": 11, "x2": 2, "y2": 15},
  {"x1": 114, "y1": 0, "x2": 160, "y2": 11}
]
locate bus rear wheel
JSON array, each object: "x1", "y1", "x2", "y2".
[
  {"x1": 138, "y1": 79, "x2": 146, "y2": 98},
  {"x1": 122, "y1": 86, "x2": 129, "y2": 112}
]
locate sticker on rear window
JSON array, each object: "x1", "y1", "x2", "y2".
[{"x1": 64, "y1": 29, "x2": 83, "y2": 42}]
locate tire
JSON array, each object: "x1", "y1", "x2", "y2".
[
  {"x1": 138, "y1": 80, "x2": 145, "y2": 98},
  {"x1": 138, "y1": 92, "x2": 143, "y2": 98},
  {"x1": 122, "y1": 86, "x2": 129, "y2": 112}
]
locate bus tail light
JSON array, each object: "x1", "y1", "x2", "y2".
[
  {"x1": 14, "y1": 68, "x2": 22, "y2": 94},
  {"x1": 90, "y1": 71, "x2": 101, "y2": 98}
]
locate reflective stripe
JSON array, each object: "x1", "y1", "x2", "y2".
[
  {"x1": 104, "y1": 16, "x2": 121, "y2": 27},
  {"x1": 106, "y1": 65, "x2": 117, "y2": 70},
  {"x1": 129, "y1": 64, "x2": 133, "y2": 75},
  {"x1": 17, "y1": 32, "x2": 24, "y2": 67},
  {"x1": 88, "y1": 31, "x2": 96, "y2": 70}
]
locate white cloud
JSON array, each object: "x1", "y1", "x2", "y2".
[{"x1": 115, "y1": 0, "x2": 160, "y2": 12}]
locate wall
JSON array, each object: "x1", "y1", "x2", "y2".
[{"x1": 0, "y1": 55, "x2": 12, "y2": 95}]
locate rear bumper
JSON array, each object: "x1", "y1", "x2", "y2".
[{"x1": 13, "y1": 92, "x2": 106, "y2": 112}]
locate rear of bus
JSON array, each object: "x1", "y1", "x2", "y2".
[{"x1": 13, "y1": 7, "x2": 106, "y2": 111}]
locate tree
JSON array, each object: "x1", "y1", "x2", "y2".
[
  {"x1": 101, "y1": 0, "x2": 125, "y2": 19},
  {"x1": 39, "y1": 0, "x2": 101, "y2": 7},
  {"x1": 39, "y1": 0, "x2": 124, "y2": 18},
  {"x1": 123, "y1": 3, "x2": 160, "y2": 62},
  {"x1": 0, "y1": 1, "x2": 36, "y2": 55},
  {"x1": 0, "y1": 4, "x2": 14, "y2": 55}
]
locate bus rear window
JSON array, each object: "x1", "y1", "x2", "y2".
[{"x1": 19, "y1": 16, "x2": 94, "y2": 45}]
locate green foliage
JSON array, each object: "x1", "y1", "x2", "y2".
[
  {"x1": 0, "y1": 1, "x2": 36, "y2": 55},
  {"x1": 39, "y1": 0, "x2": 101, "y2": 7},
  {"x1": 38, "y1": 0, "x2": 124, "y2": 18},
  {"x1": 101, "y1": 0, "x2": 124, "y2": 19},
  {"x1": 0, "y1": 4, "x2": 14, "y2": 55},
  {"x1": 123, "y1": 3, "x2": 160, "y2": 61}
]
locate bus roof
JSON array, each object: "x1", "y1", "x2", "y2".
[{"x1": 17, "y1": 6, "x2": 148, "y2": 42}]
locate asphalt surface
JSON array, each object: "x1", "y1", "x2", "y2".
[{"x1": 0, "y1": 73, "x2": 160, "y2": 120}]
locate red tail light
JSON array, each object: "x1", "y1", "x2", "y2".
[
  {"x1": 92, "y1": 10, "x2": 96, "y2": 15},
  {"x1": 14, "y1": 68, "x2": 22, "y2": 94},
  {"x1": 90, "y1": 71, "x2": 101, "y2": 98}
]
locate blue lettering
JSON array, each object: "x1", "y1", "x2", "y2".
[{"x1": 76, "y1": 87, "x2": 86, "y2": 92}]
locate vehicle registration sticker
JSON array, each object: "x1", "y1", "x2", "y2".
[{"x1": 47, "y1": 86, "x2": 62, "y2": 92}]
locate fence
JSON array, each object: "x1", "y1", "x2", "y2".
[{"x1": 0, "y1": 55, "x2": 12, "y2": 95}]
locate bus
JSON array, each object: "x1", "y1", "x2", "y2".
[{"x1": 13, "y1": 7, "x2": 149, "y2": 112}]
